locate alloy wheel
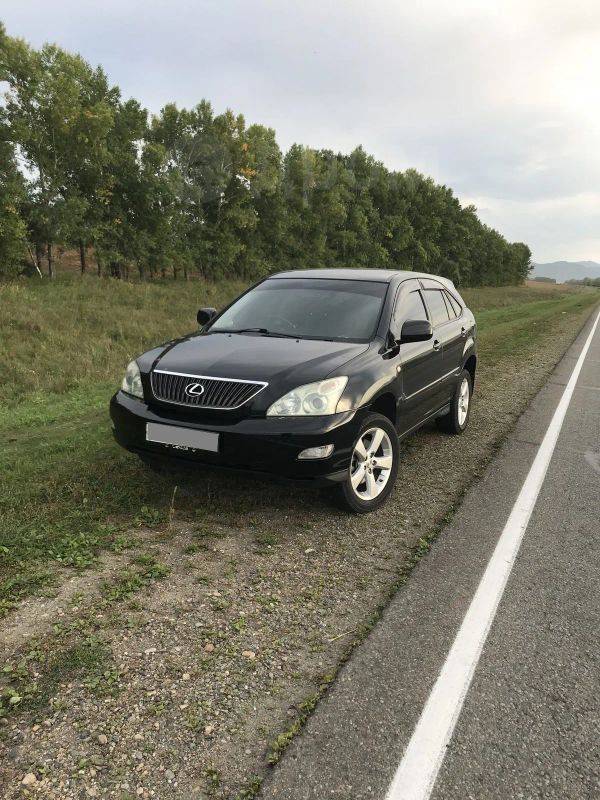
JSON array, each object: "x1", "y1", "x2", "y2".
[
  {"x1": 349, "y1": 427, "x2": 394, "y2": 501},
  {"x1": 458, "y1": 376, "x2": 470, "y2": 427}
]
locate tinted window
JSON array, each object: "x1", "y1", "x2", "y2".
[
  {"x1": 441, "y1": 291, "x2": 456, "y2": 318},
  {"x1": 210, "y1": 278, "x2": 388, "y2": 342},
  {"x1": 397, "y1": 290, "x2": 428, "y2": 326},
  {"x1": 444, "y1": 290, "x2": 461, "y2": 317},
  {"x1": 425, "y1": 290, "x2": 450, "y2": 326}
]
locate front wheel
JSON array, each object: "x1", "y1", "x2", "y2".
[
  {"x1": 337, "y1": 413, "x2": 400, "y2": 513},
  {"x1": 436, "y1": 369, "x2": 472, "y2": 434}
]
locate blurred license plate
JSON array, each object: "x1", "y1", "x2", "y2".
[{"x1": 146, "y1": 422, "x2": 220, "y2": 452}]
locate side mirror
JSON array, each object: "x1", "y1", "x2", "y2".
[
  {"x1": 398, "y1": 318, "x2": 433, "y2": 344},
  {"x1": 197, "y1": 307, "x2": 217, "y2": 326}
]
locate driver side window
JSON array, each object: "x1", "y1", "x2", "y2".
[{"x1": 392, "y1": 288, "x2": 428, "y2": 337}]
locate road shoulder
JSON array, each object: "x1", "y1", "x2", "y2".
[{"x1": 261, "y1": 306, "x2": 600, "y2": 800}]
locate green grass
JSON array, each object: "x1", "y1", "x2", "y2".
[
  {"x1": 0, "y1": 275, "x2": 598, "y2": 614},
  {"x1": 0, "y1": 275, "x2": 245, "y2": 405},
  {"x1": 100, "y1": 556, "x2": 171, "y2": 603},
  {"x1": 472, "y1": 290, "x2": 599, "y2": 366},
  {"x1": 0, "y1": 635, "x2": 113, "y2": 719},
  {"x1": 459, "y1": 282, "x2": 587, "y2": 312}
]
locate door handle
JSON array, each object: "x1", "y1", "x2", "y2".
[
  {"x1": 460, "y1": 326, "x2": 467, "y2": 338},
  {"x1": 433, "y1": 339, "x2": 441, "y2": 351}
]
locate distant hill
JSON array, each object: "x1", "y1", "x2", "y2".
[{"x1": 531, "y1": 261, "x2": 600, "y2": 283}]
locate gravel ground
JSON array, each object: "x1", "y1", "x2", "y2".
[{"x1": 0, "y1": 307, "x2": 595, "y2": 800}]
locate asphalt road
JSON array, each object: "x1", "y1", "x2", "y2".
[{"x1": 261, "y1": 307, "x2": 600, "y2": 800}]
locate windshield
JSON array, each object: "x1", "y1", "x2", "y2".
[{"x1": 209, "y1": 278, "x2": 388, "y2": 342}]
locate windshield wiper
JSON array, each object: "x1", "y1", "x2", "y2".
[{"x1": 214, "y1": 327, "x2": 303, "y2": 339}]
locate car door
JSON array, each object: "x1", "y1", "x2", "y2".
[
  {"x1": 390, "y1": 280, "x2": 445, "y2": 434},
  {"x1": 420, "y1": 283, "x2": 459, "y2": 405},
  {"x1": 440, "y1": 287, "x2": 467, "y2": 381}
]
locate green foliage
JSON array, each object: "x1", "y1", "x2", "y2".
[
  {"x1": 566, "y1": 276, "x2": 600, "y2": 287},
  {"x1": 100, "y1": 557, "x2": 170, "y2": 603},
  {"x1": 0, "y1": 635, "x2": 113, "y2": 718},
  {"x1": 269, "y1": 692, "x2": 320, "y2": 764},
  {"x1": 1, "y1": 26, "x2": 119, "y2": 275},
  {"x1": 0, "y1": 136, "x2": 27, "y2": 277},
  {"x1": 237, "y1": 775, "x2": 263, "y2": 799},
  {"x1": 0, "y1": 24, "x2": 531, "y2": 286}
]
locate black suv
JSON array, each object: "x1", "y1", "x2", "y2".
[{"x1": 110, "y1": 269, "x2": 477, "y2": 512}]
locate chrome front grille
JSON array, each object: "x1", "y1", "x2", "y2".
[{"x1": 150, "y1": 370, "x2": 267, "y2": 410}]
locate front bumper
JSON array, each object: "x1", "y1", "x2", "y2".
[{"x1": 110, "y1": 391, "x2": 366, "y2": 485}]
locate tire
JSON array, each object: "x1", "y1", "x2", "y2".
[
  {"x1": 337, "y1": 413, "x2": 400, "y2": 513},
  {"x1": 436, "y1": 369, "x2": 472, "y2": 435}
]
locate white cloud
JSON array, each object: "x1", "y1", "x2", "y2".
[
  {"x1": 462, "y1": 191, "x2": 600, "y2": 261},
  {"x1": 3, "y1": 0, "x2": 600, "y2": 261}
]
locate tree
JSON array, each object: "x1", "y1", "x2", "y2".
[
  {"x1": 242, "y1": 123, "x2": 284, "y2": 273},
  {"x1": 0, "y1": 137, "x2": 27, "y2": 277},
  {"x1": 0, "y1": 28, "x2": 130, "y2": 276},
  {"x1": 2, "y1": 34, "x2": 85, "y2": 274},
  {"x1": 60, "y1": 66, "x2": 121, "y2": 273},
  {"x1": 92, "y1": 98, "x2": 148, "y2": 277},
  {"x1": 0, "y1": 23, "x2": 534, "y2": 287}
]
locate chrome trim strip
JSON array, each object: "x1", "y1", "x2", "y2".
[
  {"x1": 151, "y1": 370, "x2": 268, "y2": 410},
  {"x1": 404, "y1": 368, "x2": 459, "y2": 400},
  {"x1": 153, "y1": 369, "x2": 268, "y2": 386}
]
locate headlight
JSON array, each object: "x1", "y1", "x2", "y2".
[
  {"x1": 121, "y1": 360, "x2": 144, "y2": 399},
  {"x1": 266, "y1": 377, "x2": 348, "y2": 417}
]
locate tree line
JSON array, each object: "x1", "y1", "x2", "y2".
[
  {"x1": 566, "y1": 277, "x2": 600, "y2": 287},
  {"x1": 0, "y1": 24, "x2": 531, "y2": 286}
]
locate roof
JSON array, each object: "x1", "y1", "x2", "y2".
[{"x1": 269, "y1": 268, "x2": 433, "y2": 284}]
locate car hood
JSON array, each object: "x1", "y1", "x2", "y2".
[{"x1": 149, "y1": 332, "x2": 367, "y2": 389}]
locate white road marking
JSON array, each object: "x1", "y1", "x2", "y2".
[{"x1": 385, "y1": 308, "x2": 600, "y2": 800}]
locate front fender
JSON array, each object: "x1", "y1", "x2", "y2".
[
  {"x1": 333, "y1": 339, "x2": 399, "y2": 413},
  {"x1": 462, "y1": 337, "x2": 476, "y2": 360},
  {"x1": 337, "y1": 363, "x2": 399, "y2": 413}
]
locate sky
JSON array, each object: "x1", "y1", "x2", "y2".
[{"x1": 3, "y1": 0, "x2": 600, "y2": 263}]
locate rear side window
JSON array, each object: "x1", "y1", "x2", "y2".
[
  {"x1": 444, "y1": 290, "x2": 461, "y2": 317},
  {"x1": 424, "y1": 290, "x2": 450, "y2": 326}
]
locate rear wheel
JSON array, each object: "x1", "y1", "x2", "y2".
[
  {"x1": 337, "y1": 413, "x2": 399, "y2": 513},
  {"x1": 436, "y1": 369, "x2": 472, "y2": 434}
]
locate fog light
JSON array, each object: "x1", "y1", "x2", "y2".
[{"x1": 298, "y1": 444, "x2": 334, "y2": 460}]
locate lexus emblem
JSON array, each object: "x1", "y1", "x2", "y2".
[{"x1": 185, "y1": 382, "x2": 205, "y2": 398}]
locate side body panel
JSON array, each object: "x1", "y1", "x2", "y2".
[
  {"x1": 419, "y1": 280, "x2": 465, "y2": 404},
  {"x1": 394, "y1": 280, "x2": 447, "y2": 432},
  {"x1": 344, "y1": 277, "x2": 477, "y2": 440}
]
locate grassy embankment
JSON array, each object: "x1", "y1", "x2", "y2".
[{"x1": 0, "y1": 276, "x2": 598, "y2": 614}]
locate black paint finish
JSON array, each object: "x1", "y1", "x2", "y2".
[{"x1": 110, "y1": 269, "x2": 477, "y2": 483}]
